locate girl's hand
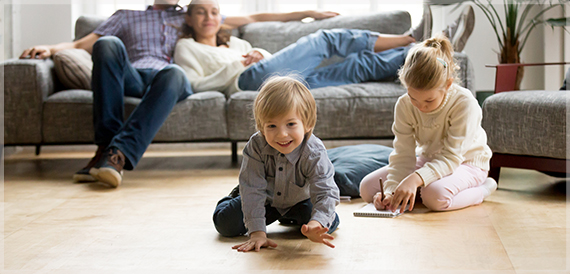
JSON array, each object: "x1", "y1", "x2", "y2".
[
  {"x1": 301, "y1": 220, "x2": 335, "y2": 248},
  {"x1": 389, "y1": 173, "x2": 423, "y2": 213},
  {"x1": 373, "y1": 192, "x2": 392, "y2": 210},
  {"x1": 232, "y1": 231, "x2": 277, "y2": 252},
  {"x1": 242, "y1": 50, "x2": 264, "y2": 66}
]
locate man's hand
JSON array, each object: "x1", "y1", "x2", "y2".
[
  {"x1": 309, "y1": 11, "x2": 340, "y2": 20},
  {"x1": 20, "y1": 45, "x2": 52, "y2": 59},
  {"x1": 231, "y1": 231, "x2": 277, "y2": 252},
  {"x1": 389, "y1": 173, "x2": 423, "y2": 213},
  {"x1": 301, "y1": 220, "x2": 335, "y2": 248},
  {"x1": 241, "y1": 50, "x2": 264, "y2": 66}
]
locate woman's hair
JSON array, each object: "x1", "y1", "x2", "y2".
[
  {"x1": 253, "y1": 75, "x2": 317, "y2": 135},
  {"x1": 179, "y1": 0, "x2": 231, "y2": 46},
  {"x1": 398, "y1": 33, "x2": 460, "y2": 90}
]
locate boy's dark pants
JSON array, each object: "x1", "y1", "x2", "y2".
[{"x1": 213, "y1": 196, "x2": 339, "y2": 237}]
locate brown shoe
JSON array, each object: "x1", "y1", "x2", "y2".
[
  {"x1": 73, "y1": 146, "x2": 105, "y2": 182},
  {"x1": 90, "y1": 147, "x2": 125, "y2": 188}
]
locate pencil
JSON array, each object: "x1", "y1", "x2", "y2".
[{"x1": 379, "y1": 178, "x2": 384, "y2": 200}]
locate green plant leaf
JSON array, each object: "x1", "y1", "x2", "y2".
[{"x1": 546, "y1": 17, "x2": 570, "y2": 26}]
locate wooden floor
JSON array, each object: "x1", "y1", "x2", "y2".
[{"x1": 4, "y1": 144, "x2": 568, "y2": 273}]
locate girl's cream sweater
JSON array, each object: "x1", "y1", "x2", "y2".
[{"x1": 384, "y1": 84, "x2": 492, "y2": 194}]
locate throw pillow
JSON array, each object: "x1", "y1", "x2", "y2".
[
  {"x1": 327, "y1": 144, "x2": 393, "y2": 197},
  {"x1": 53, "y1": 49, "x2": 92, "y2": 90}
]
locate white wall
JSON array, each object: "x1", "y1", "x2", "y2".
[{"x1": 14, "y1": 2, "x2": 73, "y2": 58}]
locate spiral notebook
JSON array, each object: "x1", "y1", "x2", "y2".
[{"x1": 353, "y1": 203, "x2": 402, "y2": 218}]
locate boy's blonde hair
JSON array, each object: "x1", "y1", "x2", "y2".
[
  {"x1": 399, "y1": 33, "x2": 459, "y2": 90},
  {"x1": 253, "y1": 76, "x2": 317, "y2": 134}
]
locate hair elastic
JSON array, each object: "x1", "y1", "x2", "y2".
[{"x1": 436, "y1": 57, "x2": 448, "y2": 68}]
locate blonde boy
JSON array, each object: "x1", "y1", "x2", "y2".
[{"x1": 213, "y1": 76, "x2": 340, "y2": 252}]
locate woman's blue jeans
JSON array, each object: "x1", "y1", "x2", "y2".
[
  {"x1": 91, "y1": 36, "x2": 193, "y2": 170},
  {"x1": 238, "y1": 29, "x2": 410, "y2": 91},
  {"x1": 213, "y1": 195, "x2": 340, "y2": 237}
]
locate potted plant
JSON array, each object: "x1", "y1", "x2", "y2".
[
  {"x1": 429, "y1": 0, "x2": 569, "y2": 89},
  {"x1": 470, "y1": 0, "x2": 569, "y2": 89}
]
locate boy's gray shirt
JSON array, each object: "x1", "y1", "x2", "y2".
[{"x1": 239, "y1": 132, "x2": 340, "y2": 234}]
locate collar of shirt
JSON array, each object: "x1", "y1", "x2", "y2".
[
  {"x1": 260, "y1": 137, "x2": 307, "y2": 165},
  {"x1": 148, "y1": 5, "x2": 184, "y2": 11}
]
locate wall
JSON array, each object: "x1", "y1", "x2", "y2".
[
  {"x1": 5, "y1": 2, "x2": 568, "y2": 91},
  {"x1": 13, "y1": 1, "x2": 72, "y2": 58}
]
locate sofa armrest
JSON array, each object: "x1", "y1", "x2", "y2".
[
  {"x1": 453, "y1": 52, "x2": 476, "y2": 95},
  {"x1": 2, "y1": 58, "x2": 56, "y2": 144}
]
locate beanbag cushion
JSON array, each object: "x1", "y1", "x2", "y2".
[{"x1": 327, "y1": 144, "x2": 393, "y2": 197}]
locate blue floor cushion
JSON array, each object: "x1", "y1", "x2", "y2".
[{"x1": 327, "y1": 144, "x2": 393, "y2": 197}]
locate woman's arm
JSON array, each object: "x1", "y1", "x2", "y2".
[{"x1": 223, "y1": 10, "x2": 339, "y2": 29}]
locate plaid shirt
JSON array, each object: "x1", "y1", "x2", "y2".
[
  {"x1": 93, "y1": 5, "x2": 186, "y2": 70},
  {"x1": 239, "y1": 132, "x2": 340, "y2": 234}
]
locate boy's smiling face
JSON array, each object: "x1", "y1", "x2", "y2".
[{"x1": 262, "y1": 109, "x2": 310, "y2": 155}]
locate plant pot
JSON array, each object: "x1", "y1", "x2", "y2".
[{"x1": 500, "y1": 30, "x2": 523, "y2": 90}]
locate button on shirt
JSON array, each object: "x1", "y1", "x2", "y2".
[{"x1": 239, "y1": 132, "x2": 340, "y2": 234}]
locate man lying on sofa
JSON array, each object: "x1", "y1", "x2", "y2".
[{"x1": 19, "y1": 0, "x2": 339, "y2": 188}]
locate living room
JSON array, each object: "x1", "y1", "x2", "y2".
[{"x1": 2, "y1": 0, "x2": 568, "y2": 272}]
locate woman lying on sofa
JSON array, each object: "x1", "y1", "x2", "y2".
[{"x1": 174, "y1": 0, "x2": 420, "y2": 95}]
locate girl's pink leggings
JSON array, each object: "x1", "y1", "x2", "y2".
[{"x1": 359, "y1": 157, "x2": 488, "y2": 211}]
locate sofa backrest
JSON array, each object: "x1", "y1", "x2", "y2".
[
  {"x1": 74, "y1": 15, "x2": 107, "y2": 41},
  {"x1": 239, "y1": 11, "x2": 411, "y2": 54},
  {"x1": 74, "y1": 11, "x2": 411, "y2": 51}
]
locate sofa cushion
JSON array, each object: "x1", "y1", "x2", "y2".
[
  {"x1": 239, "y1": 11, "x2": 411, "y2": 54},
  {"x1": 482, "y1": 90, "x2": 567, "y2": 159},
  {"x1": 328, "y1": 144, "x2": 393, "y2": 197},
  {"x1": 227, "y1": 82, "x2": 406, "y2": 141},
  {"x1": 43, "y1": 90, "x2": 229, "y2": 143},
  {"x1": 53, "y1": 49, "x2": 93, "y2": 90}
]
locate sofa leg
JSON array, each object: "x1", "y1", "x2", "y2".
[
  {"x1": 35, "y1": 145, "x2": 41, "y2": 156},
  {"x1": 231, "y1": 142, "x2": 238, "y2": 164},
  {"x1": 489, "y1": 166, "x2": 500, "y2": 187}
]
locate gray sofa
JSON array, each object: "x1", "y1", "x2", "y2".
[{"x1": 3, "y1": 11, "x2": 475, "y2": 162}]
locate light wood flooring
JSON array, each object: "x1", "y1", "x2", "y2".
[{"x1": 3, "y1": 143, "x2": 568, "y2": 273}]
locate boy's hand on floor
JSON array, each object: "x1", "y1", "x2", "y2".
[
  {"x1": 232, "y1": 231, "x2": 277, "y2": 252},
  {"x1": 301, "y1": 220, "x2": 335, "y2": 248}
]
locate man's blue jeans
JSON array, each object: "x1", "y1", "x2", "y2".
[
  {"x1": 91, "y1": 36, "x2": 192, "y2": 170},
  {"x1": 238, "y1": 29, "x2": 410, "y2": 91},
  {"x1": 213, "y1": 195, "x2": 340, "y2": 237}
]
